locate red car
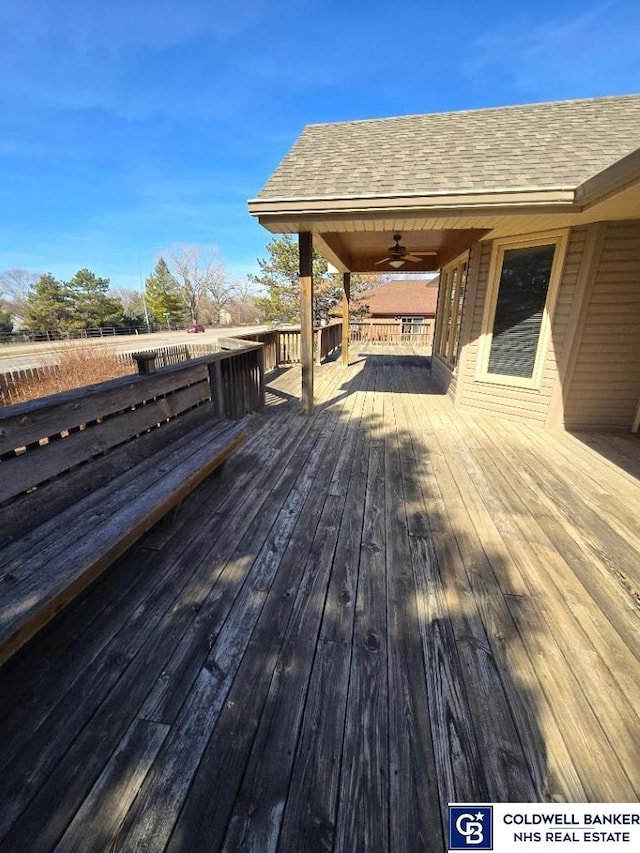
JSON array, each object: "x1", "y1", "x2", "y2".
[{"x1": 186, "y1": 324, "x2": 205, "y2": 333}]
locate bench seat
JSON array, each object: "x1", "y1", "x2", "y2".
[{"x1": 0, "y1": 419, "x2": 245, "y2": 666}]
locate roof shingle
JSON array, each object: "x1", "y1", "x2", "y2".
[
  {"x1": 256, "y1": 96, "x2": 640, "y2": 200},
  {"x1": 354, "y1": 279, "x2": 439, "y2": 316}
]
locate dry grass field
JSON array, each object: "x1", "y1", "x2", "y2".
[{"x1": 6, "y1": 344, "x2": 135, "y2": 404}]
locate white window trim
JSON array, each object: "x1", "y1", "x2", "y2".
[
  {"x1": 434, "y1": 250, "x2": 469, "y2": 369},
  {"x1": 475, "y1": 230, "x2": 569, "y2": 389}
]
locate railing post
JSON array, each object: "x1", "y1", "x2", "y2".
[
  {"x1": 210, "y1": 360, "x2": 226, "y2": 417},
  {"x1": 132, "y1": 352, "x2": 157, "y2": 375},
  {"x1": 315, "y1": 328, "x2": 322, "y2": 366},
  {"x1": 257, "y1": 346, "x2": 265, "y2": 407}
]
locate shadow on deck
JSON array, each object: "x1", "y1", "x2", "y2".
[{"x1": 0, "y1": 352, "x2": 638, "y2": 852}]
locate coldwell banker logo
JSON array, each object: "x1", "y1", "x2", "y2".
[{"x1": 449, "y1": 806, "x2": 493, "y2": 850}]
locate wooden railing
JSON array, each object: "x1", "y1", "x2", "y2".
[
  {"x1": 219, "y1": 330, "x2": 279, "y2": 372},
  {"x1": 0, "y1": 325, "x2": 344, "y2": 409},
  {"x1": 219, "y1": 322, "x2": 342, "y2": 369},
  {"x1": 0, "y1": 342, "x2": 222, "y2": 407},
  {"x1": 131, "y1": 344, "x2": 264, "y2": 420},
  {"x1": 316, "y1": 322, "x2": 342, "y2": 364},
  {"x1": 0, "y1": 344, "x2": 264, "y2": 432},
  {"x1": 277, "y1": 329, "x2": 301, "y2": 364},
  {"x1": 349, "y1": 320, "x2": 433, "y2": 347}
]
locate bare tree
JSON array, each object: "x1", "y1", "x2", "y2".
[
  {"x1": 0, "y1": 268, "x2": 39, "y2": 316},
  {"x1": 110, "y1": 287, "x2": 146, "y2": 318},
  {"x1": 164, "y1": 244, "x2": 233, "y2": 324},
  {"x1": 206, "y1": 268, "x2": 239, "y2": 325},
  {"x1": 228, "y1": 279, "x2": 264, "y2": 324}
]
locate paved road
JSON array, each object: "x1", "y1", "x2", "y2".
[{"x1": 0, "y1": 326, "x2": 269, "y2": 370}]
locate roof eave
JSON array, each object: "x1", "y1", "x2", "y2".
[
  {"x1": 575, "y1": 147, "x2": 640, "y2": 208},
  {"x1": 248, "y1": 187, "x2": 578, "y2": 220}
]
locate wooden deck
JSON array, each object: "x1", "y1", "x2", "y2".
[{"x1": 1, "y1": 349, "x2": 639, "y2": 852}]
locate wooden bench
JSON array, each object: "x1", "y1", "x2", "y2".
[{"x1": 0, "y1": 347, "x2": 264, "y2": 666}]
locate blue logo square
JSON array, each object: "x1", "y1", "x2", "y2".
[{"x1": 448, "y1": 806, "x2": 493, "y2": 850}]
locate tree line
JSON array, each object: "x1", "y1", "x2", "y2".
[
  {"x1": 0, "y1": 237, "x2": 381, "y2": 337},
  {"x1": 0, "y1": 245, "x2": 261, "y2": 336}
]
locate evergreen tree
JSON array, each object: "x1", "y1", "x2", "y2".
[
  {"x1": 249, "y1": 235, "x2": 383, "y2": 324},
  {"x1": 249, "y1": 235, "x2": 337, "y2": 323},
  {"x1": 0, "y1": 308, "x2": 13, "y2": 333},
  {"x1": 145, "y1": 257, "x2": 184, "y2": 326},
  {"x1": 67, "y1": 268, "x2": 123, "y2": 329},
  {"x1": 25, "y1": 273, "x2": 72, "y2": 332}
]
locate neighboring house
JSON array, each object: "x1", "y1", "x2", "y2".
[
  {"x1": 355, "y1": 278, "x2": 438, "y2": 319},
  {"x1": 352, "y1": 278, "x2": 439, "y2": 345},
  {"x1": 249, "y1": 95, "x2": 640, "y2": 430}
]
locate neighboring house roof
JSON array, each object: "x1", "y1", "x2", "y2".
[
  {"x1": 355, "y1": 280, "x2": 439, "y2": 316},
  {"x1": 253, "y1": 95, "x2": 640, "y2": 203}
]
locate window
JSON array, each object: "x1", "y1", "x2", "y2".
[
  {"x1": 478, "y1": 232, "x2": 568, "y2": 387},
  {"x1": 434, "y1": 253, "x2": 468, "y2": 368}
]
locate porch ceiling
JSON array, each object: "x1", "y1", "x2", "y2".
[{"x1": 315, "y1": 228, "x2": 489, "y2": 273}]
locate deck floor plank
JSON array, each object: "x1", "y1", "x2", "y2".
[
  {"x1": 0, "y1": 351, "x2": 639, "y2": 852},
  {"x1": 160, "y1": 357, "x2": 369, "y2": 853},
  {"x1": 334, "y1": 355, "x2": 390, "y2": 853},
  {"x1": 383, "y1": 357, "x2": 444, "y2": 850},
  {"x1": 441, "y1": 411, "x2": 639, "y2": 799}
]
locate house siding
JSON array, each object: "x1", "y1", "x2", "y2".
[
  {"x1": 431, "y1": 355, "x2": 456, "y2": 399},
  {"x1": 563, "y1": 220, "x2": 640, "y2": 430},
  {"x1": 453, "y1": 228, "x2": 587, "y2": 424}
]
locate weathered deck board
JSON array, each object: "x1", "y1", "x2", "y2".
[
  {"x1": 1, "y1": 350, "x2": 639, "y2": 853},
  {"x1": 334, "y1": 361, "x2": 389, "y2": 853}
]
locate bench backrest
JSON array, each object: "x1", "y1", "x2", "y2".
[{"x1": 0, "y1": 345, "x2": 264, "y2": 513}]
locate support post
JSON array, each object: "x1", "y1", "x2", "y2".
[
  {"x1": 342, "y1": 272, "x2": 350, "y2": 366},
  {"x1": 299, "y1": 232, "x2": 314, "y2": 413}
]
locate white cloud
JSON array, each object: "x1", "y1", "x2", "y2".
[
  {"x1": 465, "y1": 4, "x2": 640, "y2": 97},
  {"x1": 0, "y1": 0, "x2": 280, "y2": 120},
  {"x1": 0, "y1": 1, "x2": 271, "y2": 55}
]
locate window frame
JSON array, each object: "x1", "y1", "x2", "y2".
[
  {"x1": 475, "y1": 230, "x2": 569, "y2": 389},
  {"x1": 434, "y1": 251, "x2": 469, "y2": 369}
]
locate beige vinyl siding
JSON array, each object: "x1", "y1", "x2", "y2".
[
  {"x1": 431, "y1": 355, "x2": 456, "y2": 399},
  {"x1": 563, "y1": 220, "x2": 640, "y2": 430},
  {"x1": 454, "y1": 228, "x2": 586, "y2": 424},
  {"x1": 454, "y1": 241, "x2": 492, "y2": 414}
]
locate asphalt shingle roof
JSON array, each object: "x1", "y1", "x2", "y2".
[
  {"x1": 256, "y1": 96, "x2": 640, "y2": 200},
  {"x1": 354, "y1": 280, "x2": 440, "y2": 316}
]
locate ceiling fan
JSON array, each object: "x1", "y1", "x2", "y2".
[{"x1": 375, "y1": 234, "x2": 436, "y2": 268}]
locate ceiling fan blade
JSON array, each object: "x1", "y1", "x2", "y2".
[
  {"x1": 404, "y1": 253, "x2": 430, "y2": 262},
  {"x1": 374, "y1": 257, "x2": 391, "y2": 265},
  {"x1": 411, "y1": 251, "x2": 438, "y2": 256}
]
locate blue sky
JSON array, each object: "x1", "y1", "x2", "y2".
[{"x1": 0, "y1": 0, "x2": 638, "y2": 291}]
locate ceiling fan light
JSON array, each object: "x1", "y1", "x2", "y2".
[{"x1": 389, "y1": 259, "x2": 404, "y2": 269}]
